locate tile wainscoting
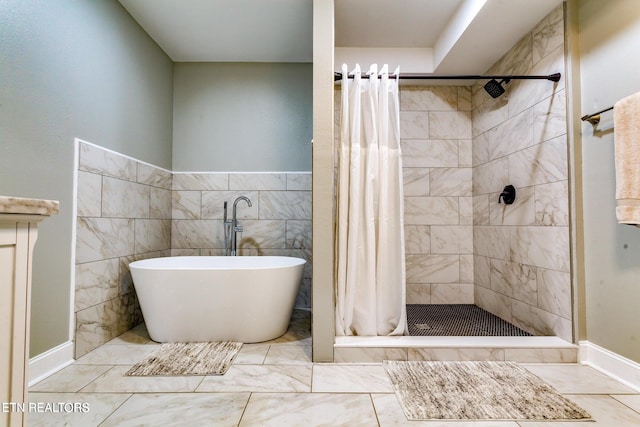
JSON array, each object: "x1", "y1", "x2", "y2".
[
  {"x1": 171, "y1": 171, "x2": 312, "y2": 310},
  {"x1": 74, "y1": 140, "x2": 311, "y2": 358},
  {"x1": 75, "y1": 141, "x2": 172, "y2": 358}
]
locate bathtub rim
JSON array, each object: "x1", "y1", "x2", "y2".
[{"x1": 129, "y1": 255, "x2": 307, "y2": 271}]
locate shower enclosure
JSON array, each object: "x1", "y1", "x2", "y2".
[{"x1": 332, "y1": 8, "x2": 570, "y2": 341}]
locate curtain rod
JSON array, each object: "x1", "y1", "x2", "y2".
[{"x1": 333, "y1": 72, "x2": 562, "y2": 82}]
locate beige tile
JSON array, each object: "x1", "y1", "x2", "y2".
[
  {"x1": 522, "y1": 364, "x2": 638, "y2": 394},
  {"x1": 522, "y1": 395, "x2": 640, "y2": 426},
  {"x1": 80, "y1": 366, "x2": 203, "y2": 393},
  {"x1": 372, "y1": 394, "x2": 520, "y2": 427},
  {"x1": 403, "y1": 167, "x2": 430, "y2": 196},
  {"x1": 27, "y1": 392, "x2": 130, "y2": 427},
  {"x1": 264, "y1": 345, "x2": 312, "y2": 365},
  {"x1": 79, "y1": 141, "x2": 136, "y2": 181},
  {"x1": 30, "y1": 364, "x2": 113, "y2": 393},
  {"x1": 406, "y1": 254, "x2": 459, "y2": 284},
  {"x1": 400, "y1": 86, "x2": 458, "y2": 111},
  {"x1": 265, "y1": 329, "x2": 312, "y2": 345},
  {"x1": 234, "y1": 343, "x2": 270, "y2": 364},
  {"x1": 431, "y1": 283, "x2": 474, "y2": 304},
  {"x1": 408, "y1": 348, "x2": 505, "y2": 361},
  {"x1": 401, "y1": 139, "x2": 459, "y2": 168},
  {"x1": 430, "y1": 111, "x2": 472, "y2": 139},
  {"x1": 612, "y1": 395, "x2": 640, "y2": 414},
  {"x1": 75, "y1": 343, "x2": 159, "y2": 365},
  {"x1": 504, "y1": 348, "x2": 577, "y2": 363},
  {"x1": 312, "y1": 364, "x2": 394, "y2": 393},
  {"x1": 431, "y1": 226, "x2": 473, "y2": 254},
  {"x1": 240, "y1": 393, "x2": 379, "y2": 427},
  {"x1": 404, "y1": 225, "x2": 431, "y2": 254},
  {"x1": 400, "y1": 111, "x2": 429, "y2": 139},
  {"x1": 197, "y1": 365, "x2": 312, "y2": 393},
  {"x1": 229, "y1": 173, "x2": 286, "y2": 190},
  {"x1": 407, "y1": 283, "x2": 431, "y2": 304},
  {"x1": 101, "y1": 393, "x2": 250, "y2": 427},
  {"x1": 333, "y1": 347, "x2": 408, "y2": 363},
  {"x1": 105, "y1": 325, "x2": 152, "y2": 345},
  {"x1": 76, "y1": 170, "x2": 102, "y2": 217},
  {"x1": 430, "y1": 168, "x2": 472, "y2": 196}
]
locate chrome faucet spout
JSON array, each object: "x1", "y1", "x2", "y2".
[{"x1": 230, "y1": 196, "x2": 252, "y2": 256}]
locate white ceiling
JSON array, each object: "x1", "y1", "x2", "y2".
[{"x1": 119, "y1": 0, "x2": 563, "y2": 74}]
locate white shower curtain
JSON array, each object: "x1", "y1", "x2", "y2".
[{"x1": 335, "y1": 64, "x2": 407, "y2": 336}]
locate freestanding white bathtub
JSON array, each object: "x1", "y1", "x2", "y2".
[{"x1": 129, "y1": 256, "x2": 306, "y2": 343}]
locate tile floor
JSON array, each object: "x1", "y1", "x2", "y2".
[{"x1": 29, "y1": 310, "x2": 640, "y2": 426}]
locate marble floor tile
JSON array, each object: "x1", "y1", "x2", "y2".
[
  {"x1": 196, "y1": 364, "x2": 312, "y2": 392},
  {"x1": 264, "y1": 344, "x2": 312, "y2": 365},
  {"x1": 372, "y1": 394, "x2": 521, "y2": 427},
  {"x1": 74, "y1": 343, "x2": 159, "y2": 365},
  {"x1": 240, "y1": 393, "x2": 378, "y2": 427},
  {"x1": 27, "y1": 392, "x2": 130, "y2": 427},
  {"x1": 518, "y1": 395, "x2": 640, "y2": 426},
  {"x1": 28, "y1": 319, "x2": 640, "y2": 427},
  {"x1": 29, "y1": 364, "x2": 113, "y2": 393},
  {"x1": 312, "y1": 364, "x2": 394, "y2": 393},
  {"x1": 612, "y1": 394, "x2": 640, "y2": 413},
  {"x1": 104, "y1": 325, "x2": 152, "y2": 345},
  {"x1": 234, "y1": 343, "x2": 270, "y2": 364},
  {"x1": 100, "y1": 393, "x2": 250, "y2": 427},
  {"x1": 80, "y1": 366, "x2": 203, "y2": 393},
  {"x1": 266, "y1": 329, "x2": 312, "y2": 345},
  {"x1": 522, "y1": 364, "x2": 638, "y2": 394}
]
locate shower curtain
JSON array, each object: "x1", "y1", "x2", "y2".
[{"x1": 335, "y1": 64, "x2": 407, "y2": 336}]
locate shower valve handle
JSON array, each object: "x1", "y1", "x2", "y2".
[{"x1": 498, "y1": 185, "x2": 516, "y2": 205}]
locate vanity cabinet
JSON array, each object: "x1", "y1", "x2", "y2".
[{"x1": 0, "y1": 197, "x2": 58, "y2": 427}]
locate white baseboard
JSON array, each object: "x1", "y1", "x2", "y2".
[
  {"x1": 579, "y1": 340, "x2": 640, "y2": 392},
  {"x1": 28, "y1": 341, "x2": 75, "y2": 387}
]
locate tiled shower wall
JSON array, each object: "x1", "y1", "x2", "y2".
[
  {"x1": 333, "y1": 6, "x2": 569, "y2": 339},
  {"x1": 335, "y1": 86, "x2": 474, "y2": 305},
  {"x1": 74, "y1": 141, "x2": 312, "y2": 358},
  {"x1": 472, "y1": 6, "x2": 571, "y2": 340},
  {"x1": 75, "y1": 141, "x2": 172, "y2": 358}
]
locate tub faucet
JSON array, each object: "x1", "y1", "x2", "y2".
[{"x1": 230, "y1": 196, "x2": 252, "y2": 256}]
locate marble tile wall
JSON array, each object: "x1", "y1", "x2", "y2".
[
  {"x1": 75, "y1": 141, "x2": 172, "y2": 358},
  {"x1": 471, "y1": 6, "x2": 571, "y2": 340},
  {"x1": 171, "y1": 171, "x2": 312, "y2": 309},
  {"x1": 335, "y1": 86, "x2": 474, "y2": 304},
  {"x1": 75, "y1": 142, "x2": 312, "y2": 358}
]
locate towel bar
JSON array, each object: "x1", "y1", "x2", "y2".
[{"x1": 581, "y1": 106, "x2": 614, "y2": 125}]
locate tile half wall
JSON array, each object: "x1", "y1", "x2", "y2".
[{"x1": 74, "y1": 141, "x2": 311, "y2": 358}]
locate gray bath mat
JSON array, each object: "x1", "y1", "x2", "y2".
[
  {"x1": 125, "y1": 342, "x2": 242, "y2": 376},
  {"x1": 383, "y1": 360, "x2": 591, "y2": 421}
]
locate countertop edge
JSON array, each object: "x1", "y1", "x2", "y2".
[{"x1": 0, "y1": 196, "x2": 60, "y2": 216}]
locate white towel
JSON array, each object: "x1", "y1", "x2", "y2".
[{"x1": 614, "y1": 92, "x2": 640, "y2": 227}]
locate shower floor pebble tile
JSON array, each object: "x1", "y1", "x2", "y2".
[{"x1": 28, "y1": 312, "x2": 640, "y2": 426}]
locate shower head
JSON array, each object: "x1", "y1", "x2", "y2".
[{"x1": 484, "y1": 78, "x2": 510, "y2": 98}]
